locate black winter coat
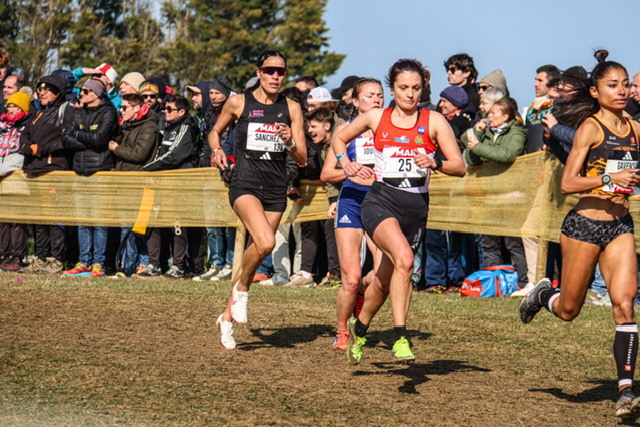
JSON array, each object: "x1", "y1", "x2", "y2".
[{"x1": 61, "y1": 96, "x2": 118, "y2": 175}]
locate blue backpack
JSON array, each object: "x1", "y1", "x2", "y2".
[{"x1": 460, "y1": 265, "x2": 519, "y2": 297}]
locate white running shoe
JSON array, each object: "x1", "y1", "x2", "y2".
[
  {"x1": 193, "y1": 265, "x2": 219, "y2": 281},
  {"x1": 510, "y1": 282, "x2": 536, "y2": 297},
  {"x1": 211, "y1": 264, "x2": 233, "y2": 282},
  {"x1": 216, "y1": 314, "x2": 236, "y2": 349},
  {"x1": 230, "y1": 282, "x2": 249, "y2": 324}
]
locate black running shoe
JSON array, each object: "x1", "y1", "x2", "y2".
[{"x1": 519, "y1": 278, "x2": 551, "y2": 323}]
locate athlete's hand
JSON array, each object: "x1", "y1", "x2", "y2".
[
  {"x1": 612, "y1": 169, "x2": 640, "y2": 188},
  {"x1": 413, "y1": 150, "x2": 434, "y2": 169},
  {"x1": 344, "y1": 160, "x2": 374, "y2": 179},
  {"x1": 275, "y1": 122, "x2": 292, "y2": 146},
  {"x1": 327, "y1": 201, "x2": 337, "y2": 219},
  {"x1": 212, "y1": 148, "x2": 228, "y2": 169}
]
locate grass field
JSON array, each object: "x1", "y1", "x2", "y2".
[{"x1": 0, "y1": 273, "x2": 637, "y2": 426}]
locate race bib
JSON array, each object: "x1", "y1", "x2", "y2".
[
  {"x1": 382, "y1": 147, "x2": 428, "y2": 179},
  {"x1": 355, "y1": 136, "x2": 374, "y2": 166},
  {"x1": 246, "y1": 123, "x2": 285, "y2": 153},
  {"x1": 603, "y1": 149, "x2": 639, "y2": 194}
]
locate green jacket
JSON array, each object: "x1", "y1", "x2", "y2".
[{"x1": 463, "y1": 119, "x2": 527, "y2": 165}]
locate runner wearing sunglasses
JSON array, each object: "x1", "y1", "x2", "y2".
[{"x1": 209, "y1": 50, "x2": 307, "y2": 349}]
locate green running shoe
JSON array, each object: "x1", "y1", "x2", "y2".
[
  {"x1": 346, "y1": 318, "x2": 366, "y2": 365},
  {"x1": 392, "y1": 337, "x2": 415, "y2": 362}
]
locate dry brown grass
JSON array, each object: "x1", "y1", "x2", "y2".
[{"x1": 0, "y1": 274, "x2": 635, "y2": 426}]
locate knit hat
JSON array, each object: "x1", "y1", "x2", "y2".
[
  {"x1": 479, "y1": 69, "x2": 507, "y2": 93},
  {"x1": 96, "y1": 63, "x2": 118, "y2": 85},
  {"x1": 83, "y1": 79, "x2": 106, "y2": 98},
  {"x1": 139, "y1": 81, "x2": 159, "y2": 95},
  {"x1": 210, "y1": 76, "x2": 232, "y2": 98},
  {"x1": 307, "y1": 87, "x2": 337, "y2": 104},
  {"x1": 440, "y1": 85, "x2": 468, "y2": 109},
  {"x1": 6, "y1": 91, "x2": 30, "y2": 113},
  {"x1": 144, "y1": 76, "x2": 167, "y2": 99},
  {"x1": 121, "y1": 72, "x2": 146, "y2": 92}
]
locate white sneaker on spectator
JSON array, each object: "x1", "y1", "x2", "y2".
[
  {"x1": 230, "y1": 282, "x2": 249, "y2": 324},
  {"x1": 257, "y1": 275, "x2": 288, "y2": 286},
  {"x1": 216, "y1": 314, "x2": 236, "y2": 349},
  {"x1": 510, "y1": 282, "x2": 536, "y2": 297},
  {"x1": 211, "y1": 264, "x2": 232, "y2": 282},
  {"x1": 283, "y1": 272, "x2": 314, "y2": 288},
  {"x1": 193, "y1": 265, "x2": 219, "y2": 281}
]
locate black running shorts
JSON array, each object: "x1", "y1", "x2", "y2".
[
  {"x1": 361, "y1": 181, "x2": 429, "y2": 253},
  {"x1": 229, "y1": 186, "x2": 287, "y2": 213},
  {"x1": 560, "y1": 209, "x2": 634, "y2": 249}
]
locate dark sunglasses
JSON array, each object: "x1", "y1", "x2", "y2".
[
  {"x1": 478, "y1": 85, "x2": 490, "y2": 91},
  {"x1": 143, "y1": 93, "x2": 158, "y2": 99},
  {"x1": 163, "y1": 106, "x2": 180, "y2": 113},
  {"x1": 260, "y1": 66, "x2": 287, "y2": 76},
  {"x1": 119, "y1": 105, "x2": 132, "y2": 111},
  {"x1": 447, "y1": 66, "x2": 459, "y2": 73},
  {"x1": 81, "y1": 88, "x2": 92, "y2": 95}
]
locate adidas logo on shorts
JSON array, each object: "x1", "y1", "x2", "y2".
[
  {"x1": 398, "y1": 179, "x2": 412, "y2": 188},
  {"x1": 259, "y1": 152, "x2": 272, "y2": 160},
  {"x1": 339, "y1": 215, "x2": 351, "y2": 224}
]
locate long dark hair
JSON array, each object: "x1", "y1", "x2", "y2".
[
  {"x1": 385, "y1": 59, "x2": 430, "y2": 89},
  {"x1": 552, "y1": 50, "x2": 627, "y2": 128}
]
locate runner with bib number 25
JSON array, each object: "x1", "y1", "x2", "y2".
[{"x1": 332, "y1": 59, "x2": 466, "y2": 365}]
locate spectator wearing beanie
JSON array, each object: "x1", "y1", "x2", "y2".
[
  {"x1": 120, "y1": 72, "x2": 146, "y2": 96},
  {"x1": 71, "y1": 63, "x2": 122, "y2": 110},
  {"x1": 478, "y1": 69, "x2": 509, "y2": 95},
  {"x1": 0, "y1": 91, "x2": 32, "y2": 272},
  {"x1": 438, "y1": 85, "x2": 473, "y2": 141}
]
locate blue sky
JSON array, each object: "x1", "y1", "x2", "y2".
[{"x1": 323, "y1": 0, "x2": 640, "y2": 113}]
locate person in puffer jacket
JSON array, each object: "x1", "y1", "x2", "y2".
[
  {"x1": 19, "y1": 74, "x2": 74, "y2": 275},
  {"x1": 60, "y1": 79, "x2": 118, "y2": 278}
]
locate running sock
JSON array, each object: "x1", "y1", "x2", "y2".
[
  {"x1": 614, "y1": 323, "x2": 638, "y2": 389},
  {"x1": 539, "y1": 288, "x2": 561, "y2": 313},
  {"x1": 354, "y1": 319, "x2": 368, "y2": 338},
  {"x1": 393, "y1": 326, "x2": 407, "y2": 343}
]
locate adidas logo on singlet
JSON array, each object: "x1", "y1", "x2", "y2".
[
  {"x1": 259, "y1": 152, "x2": 272, "y2": 160},
  {"x1": 398, "y1": 179, "x2": 413, "y2": 188},
  {"x1": 623, "y1": 151, "x2": 634, "y2": 161},
  {"x1": 339, "y1": 215, "x2": 351, "y2": 224}
]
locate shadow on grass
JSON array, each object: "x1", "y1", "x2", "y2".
[
  {"x1": 530, "y1": 379, "x2": 616, "y2": 404},
  {"x1": 241, "y1": 327, "x2": 432, "y2": 351},
  {"x1": 240, "y1": 324, "x2": 335, "y2": 349},
  {"x1": 353, "y1": 360, "x2": 491, "y2": 394}
]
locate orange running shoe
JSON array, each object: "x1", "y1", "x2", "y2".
[
  {"x1": 332, "y1": 331, "x2": 349, "y2": 351},
  {"x1": 62, "y1": 263, "x2": 90, "y2": 276}
]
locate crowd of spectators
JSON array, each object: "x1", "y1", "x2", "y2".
[{"x1": 1, "y1": 48, "x2": 638, "y2": 299}]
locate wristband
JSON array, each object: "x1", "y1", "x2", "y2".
[
  {"x1": 434, "y1": 158, "x2": 443, "y2": 171},
  {"x1": 285, "y1": 140, "x2": 296, "y2": 152},
  {"x1": 336, "y1": 153, "x2": 346, "y2": 161},
  {"x1": 213, "y1": 147, "x2": 222, "y2": 153}
]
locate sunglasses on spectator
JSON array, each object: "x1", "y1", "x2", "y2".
[
  {"x1": 478, "y1": 85, "x2": 490, "y2": 91},
  {"x1": 143, "y1": 94, "x2": 158, "y2": 99},
  {"x1": 163, "y1": 106, "x2": 180, "y2": 113},
  {"x1": 119, "y1": 105, "x2": 132, "y2": 111},
  {"x1": 447, "y1": 66, "x2": 459, "y2": 73},
  {"x1": 260, "y1": 66, "x2": 287, "y2": 76},
  {"x1": 81, "y1": 88, "x2": 93, "y2": 95}
]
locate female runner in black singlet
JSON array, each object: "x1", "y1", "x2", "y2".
[
  {"x1": 209, "y1": 50, "x2": 307, "y2": 350},
  {"x1": 519, "y1": 50, "x2": 640, "y2": 418}
]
